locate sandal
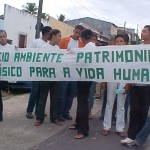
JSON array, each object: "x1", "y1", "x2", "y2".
[
  {"x1": 101, "y1": 130, "x2": 110, "y2": 136},
  {"x1": 69, "y1": 124, "x2": 78, "y2": 130},
  {"x1": 116, "y1": 131, "x2": 126, "y2": 137},
  {"x1": 74, "y1": 133, "x2": 85, "y2": 139},
  {"x1": 34, "y1": 120, "x2": 43, "y2": 126},
  {"x1": 53, "y1": 119, "x2": 63, "y2": 126}
]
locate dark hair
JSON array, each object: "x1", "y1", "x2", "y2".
[
  {"x1": 0, "y1": 30, "x2": 7, "y2": 36},
  {"x1": 144, "y1": 25, "x2": 150, "y2": 32},
  {"x1": 115, "y1": 34, "x2": 129, "y2": 44},
  {"x1": 42, "y1": 26, "x2": 52, "y2": 36},
  {"x1": 93, "y1": 34, "x2": 97, "y2": 38},
  {"x1": 48, "y1": 29, "x2": 61, "y2": 40},
  {"x1": 123, "y1": 34, "x2": 129, "y2": 44},
  {"x1": 75, "y1": 25, "x2": 84, "y2": 31},
  {"x1": 80, "y1": 29, "x2": 93, "y2": 40}
]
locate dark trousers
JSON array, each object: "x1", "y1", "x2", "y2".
[
  {"x1": 76, "y1": 81, "x2": 92, "y2": 136},
  {"x1": 0, "y1": 82, "x2": 3, "y2": 120},
  {"x1": 36, "y1": 81, "x2": 59, "y2": 122},
  {"x1": 57, "y1": 81, "x2": 77, "y2": 118},
  {"x1": 128, "y1": 86, "x2": 150, "y2": 140},
  {"x1": 26, "y1": 81, "x2": 40, "y2": 114}
]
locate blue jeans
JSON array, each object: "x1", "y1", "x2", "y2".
[
  {"x1": 26, "y1": 81, "x2": 40, "y2": 113},
  {"x1": 136, "y1": 114, "x2": 150, "y2": 145},
  {"x1": 57, "y1": 81, "x2": 77, "y2": 118},
  {"x1": 88, "y1": 82, "x2": 96, "y2": 110},
  {"x1": 0, "y1": 82, "x2": 3, "y2": 120}
]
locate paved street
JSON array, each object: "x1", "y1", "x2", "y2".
[{"x1": 0, "y1": 93, "x2": 149, "y2": 150}]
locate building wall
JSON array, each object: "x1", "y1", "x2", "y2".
[
  {"x1": 110, "y1": 24, "x2": 118, "y2": 36},
  {"x1": 3, "y1": 5, "x2": 48, "y2": 47},
  {"x1": 65, "y1": 17, "x2": 118, "y2": 39},
  {"x1": 0, "y1": 19, "x2": 4, "y2": 29},
  {"x1": 49, "y1": 17, "x2": 74, "y2": 37}
]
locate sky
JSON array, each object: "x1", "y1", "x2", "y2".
[{"x1": 0, "y1": 0, "x2": 150, "y2": 33}]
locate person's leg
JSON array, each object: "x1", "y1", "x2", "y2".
[
  {"x1": 124, "y1": 93, "x2": 130, "y2": 123},
  {"x1": 57, "y1": 81, "x2": 68, "y2": 120},
  {"x1": 36, "y1": 82, "x2": 49, "y2": 122},
  {"x1": 0, "y1": 82, "x2": 3, "y2": 121},
  {"x1": 76, "y1": 81, "x2": 92, "y2": 136},
  {"x1": 128, "y1": 86, "x2": 141, "y2": 140},
  {"x1": 26, "y1": 81, "x2": 40, "y2": 114},
  {"x1": 116, "y1": 93, "x2": 125, "y2": 132},
  {"x1": 135, "y1": 114, "x2": 150, "y2": 145},
  {"x1": 50, "y1": 82, "x2": 60, "y2": 122},
  {"x1": 103, "y1": 82, "x2": 117, "y2": 131},
  {"x1": 88, "y1": 82, "x2": 96, "y2": 111},
  {"x1": 64, "y1": 81, "x2": 77, "y2": 118},
  {"x1": 112, "y1": 97, "x2": 117, "y2": 122},
  {"x1": 100, "y1": 83, "x2": 107, "y2": 120}
]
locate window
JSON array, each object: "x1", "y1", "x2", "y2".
[{"x1": 19, "y1": 34, "x2": 27, "y2": 48}]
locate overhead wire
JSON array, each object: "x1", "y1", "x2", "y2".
[
  {"x1": 70, "y1": 0, "x2": 81, "y2": 18},
  {"x1": 73, "y1": 0, "x2": 109, "y2": 21}
]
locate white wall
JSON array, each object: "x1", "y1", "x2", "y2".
[
  {"x1": 0, "y1": 19, "x2": 4, "y2": 29},
  {"x1": 3, "y1": 5, "x2": 48, "y2": 47}
]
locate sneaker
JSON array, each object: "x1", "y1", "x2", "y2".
[
  {"x1": 26, "y1": 113, "x2": 33, "y2": 119},
  {"x1": 121, "y1": 138, "x2": 134, "y2": 145},
  {"x1": 128, "y1": 141, "x2": 142, "y2": 149}
]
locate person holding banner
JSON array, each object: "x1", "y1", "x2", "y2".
[
  {"x1": 0, "y1": 30, "x2": 15, "y2": 122},
  {"x1": 34, "y1": 29, "x2": 62, "y2": 126},
  {"x1": 26, "y1": 26, "x2": 52, "y2": 119},
  {"x1": 57, "y1": 25, "x2": 84, "y2": 121},
  {"x1": 102, "y1": 34, "x2": 130, "y2": 137},
  {"x1": 69, "y1": 29, "x2": 95, "y2": 139},
  {"x1": 128, "y1": 113, "x2": 150, "y2": 149},
  {"x1": 121, "y1": 25, "x2": 150, "y2": 145}
]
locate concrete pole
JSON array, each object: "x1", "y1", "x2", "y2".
[{"x1": 35, "y1": 0, "x2": 43, "y2": 39}]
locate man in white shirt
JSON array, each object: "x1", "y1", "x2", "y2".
[
  {"x1": 121, "y1": 25, "x2": 150, "y2": 145},
  {"x1": 58, "y1": 25, "x2": 84, "y2": 121},
  {"x1": 0, "y1": 30, "x2": 15, "y2": 122},
  {"x1": 35, "y1": 29, "x2": 63, "y2": 126},
  {"x1": 26, "y1": 26, "x2": 52, "y2": 119}
]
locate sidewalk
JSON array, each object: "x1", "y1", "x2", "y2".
[{"x1": 0, "y1": 93, "x2": 101, "y2": 150}]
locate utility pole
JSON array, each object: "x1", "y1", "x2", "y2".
[
  {"x1": 136, "y1": 24, "x2": 139, "y2": 44},
  {"x1": 35, "y1": 0, "x2": 43, "y2": 39},
  {"x1": 124, "y1": 21, "x2": 126, "y2": 32}
]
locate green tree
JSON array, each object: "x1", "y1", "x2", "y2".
[
  {"x1": 57, "y1": 14, "x2": 66, "y2": 22},
  {"x1": 22, "y1": 3, "x2": 38, "y2": 15},
  {"x1": 42, "y1": 13, "x2": 50, "y2": 20}
]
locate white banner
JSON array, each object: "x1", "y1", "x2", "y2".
[{"x1": 0, "y1": 45, "x2": 150, "y2": 84}]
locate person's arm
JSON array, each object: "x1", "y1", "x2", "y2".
[{"x1": 125, "y1": 83, "x2": 132, "y2": 94}]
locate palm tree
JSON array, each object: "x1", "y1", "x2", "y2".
[
  {"x1": 57, "y1": 14, "x2": 66, "y2": 22},
  {"x1": 22, "y1": 3, "x2": 38, "y2": 15},
  {"x1": 42, "y1": 13, "x2": 50, "y2": 20}
]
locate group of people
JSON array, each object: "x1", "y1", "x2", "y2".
[{"x1": 0, "y1": 24, "x2": 150, "y2": 148}]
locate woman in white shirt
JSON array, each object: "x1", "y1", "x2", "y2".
[{"x1": 102, "y1": 34, "x2": 130, "y2": 137}]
